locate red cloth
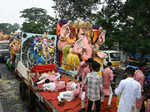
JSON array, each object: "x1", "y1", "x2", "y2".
[
  {"x1": 100, "y1": 97, "x2": 117, "y2": 112},
  {"x1": 40, "y1": 91, "x2": 59, "y2": 101},
  {"x1": 30, "y1": 64, "x2": 57, "y2": 73},
  {"x1": 37, "y1": 75, "x2": 117, "y2": 112},
  {"x1": 59, "y1": 51, "x2": 63, "y2": 65}
]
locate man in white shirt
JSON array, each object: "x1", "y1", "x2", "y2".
[{"x1": 115, "y1": 67, "x2": 141, "y2": 112}]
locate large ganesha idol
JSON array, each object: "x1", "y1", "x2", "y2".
[
  {"x1": 57, "y1": 21, "x2": 77, "y2": 68},
  {"x1": 57, "y1": 21, "x2": 76, "y2": 51},
  {"x1": 57, "y1": 21, "x2": 93, "y2": 70},
  {"x1": 92, "y1": 26, "x2": 106, "y2": 50},
  {"x1": 56, "y1": 19, "x2": 68, "y2": 37},
  {"x1": 92, "y1": 26, "x2": 107, "y2": 75}
]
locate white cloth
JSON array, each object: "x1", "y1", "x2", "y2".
[
  {"x1": 43, "y1": 82, "x2": 56, "y2": 91},
  {"x1": 37, "y1": 79, "x2": 46, "y2": 84},
  {"x1": 39, "y1": 73, "x2": 49, "y2": 80},
  {"x1": 81, "y1": 91, "x2": 86, "y2": 108},
  {"x1": 115, "y1": 77, "x2": 141, "y2": 112},
  {"x1": 81, "y1": 91, "x2": 86, "y2": 100},
  {"x1": 58, "y1": 91, "x2": 74, "y2": 102},
  {"x1": 70, "y1": 82, "x2": 77, "y2": 90},
  {"x1": 108, "y1": 86, "x2": 113, "y2": 105},
  {"x1": 55, "y1": 72, "x2": 61, "y2": 80},
  {"x1": 39, "y1": 72, "x2": 61, "y2": 80}
]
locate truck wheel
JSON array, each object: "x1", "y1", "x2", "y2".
[
  {"x1": 26, "y1": 90, "x2": 35, "y2": 110},
  {"x1": 19, "y1": 81, "x2": 27, "y2": 101}
]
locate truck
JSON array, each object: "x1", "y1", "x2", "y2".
[
  {"x1": 13, "y1": 20, "x2": 119, "y2": 112},
  {"x1": 0, "y1": 40, "x2": 9, "y2": 62},
  {"x1": 15, "y1": 32, "x2": 59, "y2": 111},
  {"x1": 102, "y1": 50, "x2": 121, "y2": 67}
]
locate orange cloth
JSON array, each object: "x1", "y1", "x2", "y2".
[{"x1": 101, "y1": 97, "x2": 117, "y2": 112}]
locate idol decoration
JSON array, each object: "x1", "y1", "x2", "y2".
[
  {"x1": 57, "y1": 20, "x2": 107, "y2": 71},
  {"x1": 9, "y1": 39, "x2": 21, "y2": 61},
  {"x1": 23, "y1": 33, "x2": 56, "y2": 65},
  {"x1": 0, "y1": 32, "x2": 10, "y2": 41},
  {"x1": 92, "y1": 26, "x2": 107, "y2": 75}
]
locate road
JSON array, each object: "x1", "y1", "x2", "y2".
[{"x1": 0, "y1": 62, "x2": 29, "y2": 112}]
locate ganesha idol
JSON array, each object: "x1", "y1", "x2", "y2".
[
  {"x1": 57, "y1": 21, "x2": 77, "y2": 68},
  {"x1": 92, "y1": 26, "x2": 107, "y2": 75},
  {"x1": 58, "y1": 21, "x2": 93, "y2": 70}
]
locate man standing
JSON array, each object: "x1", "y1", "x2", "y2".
[
  {"x1": 101, "y1": 62, "x2": 113, "y2": 97},
  {"x1": 77, "y1": 58, "x2": 93, "y2": 81},
  {"x1": 115, "y1": 67, "x2": 141, "y2": 112},
  {"x1": 78, "y1": 58, "x2": 94, "y2": 112},
  {"x1": 85, "y1": 61, "x2": 102, "y2": 112},
  {"x1": 134, "y1": 63, "x2": 145, "y2": 112}
]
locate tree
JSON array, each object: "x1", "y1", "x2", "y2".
[
  {"x1": 52, "y1": 0, "x2": 100, "y2": 21},
  {"x1": 20, "y1": 7, "x2": 56, "y2": 34},
  {"x1": 119, "y1": 0, "x2": 150, "y2": 55},
  {"x1": 95, "y1": 0, "x2": 150, "y2": 56},
  {"x1": 10, "y1": 23, "x2": 20, "y2": 32},
  {"x1": 0, "y1": 23, "x2": 20, "y2": 34},
  {"x1": 95, "y1": 0, "x2": 124, "y2": 49}
]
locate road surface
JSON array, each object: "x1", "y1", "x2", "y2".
[{"x1": 0, "y1": 62, "x2": 29, "y2": 112}]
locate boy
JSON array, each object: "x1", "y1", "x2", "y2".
[
  {"x1": 101, "y1": 62, "x2": 113, "y2": 103},
  {"x1": 85, "y1": 61, "x2": 102, "y2": 112}
]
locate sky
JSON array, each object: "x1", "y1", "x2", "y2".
[{"x1": 0, "y1": 0, "x2": 55, "y2": 25}]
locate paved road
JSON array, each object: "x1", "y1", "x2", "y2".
[
  {"x1": 0, "y1": 101, "x2": 4, "y2": 112},
  {"x1": 0, "y1": 63, "x2": 29, "y2": 112}
]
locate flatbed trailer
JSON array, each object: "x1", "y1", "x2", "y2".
[
  {"x1": 15, "y1": 61, "x2": 117, "y2": 112},
  {"x1": 15, "y1": 62, "x2": 84, "y2": 112},
  {"x1": 11, "y1": 32, "x2": 80, "y2": 112},
  {"x1": 12, "y1": 24, "x2": 119, "y2": 111},
  {"x1": 16, "y1": 62, "x2": 58, "y2": 112}
]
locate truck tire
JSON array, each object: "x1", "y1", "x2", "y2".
[
  {"x1": 19, "y1": 81, "x2": 27, "y2": 101},
  {"x1": 26, "y1": 90, "x2": 36, "y2": 110},
  {"x1": 35, "y1": 102, "x2": 51, "y2": 112}
]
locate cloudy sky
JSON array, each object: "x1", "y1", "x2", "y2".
[{"x1": 0, "y1": 0, "x2": 55, "y2": 25}]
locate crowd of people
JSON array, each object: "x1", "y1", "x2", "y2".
[{"x1": 76, "y1": 58, "x2": 149, "y2": 112}]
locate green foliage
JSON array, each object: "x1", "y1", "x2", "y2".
[
  {"x1": 20, "y1": 8, "x2": 47, "y2": 22},
  {"x1": 0, "y1": 23, "x2": 20, "y2": 34},
  {"x1": 21, "y1": 22, "x2": 42, "y2": 34},
  {"x1": 20, "y1": 7, "x2": 56, "y2": 34},
  {"x1": 48, "y1": 19, "x2": 57, "y2": 35},
  {"x1": 119, "y1": 0, "x2": 150, "y2": 54},
  {"x1": 52, "y1": 0, "x2": 100, "y2": 21},
  {"x1": 95, "y1": 0, "x2": 150, "y2": 55},
  {"x1": 95, "y1": 0, "x2": 124, "y2": 49}
]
